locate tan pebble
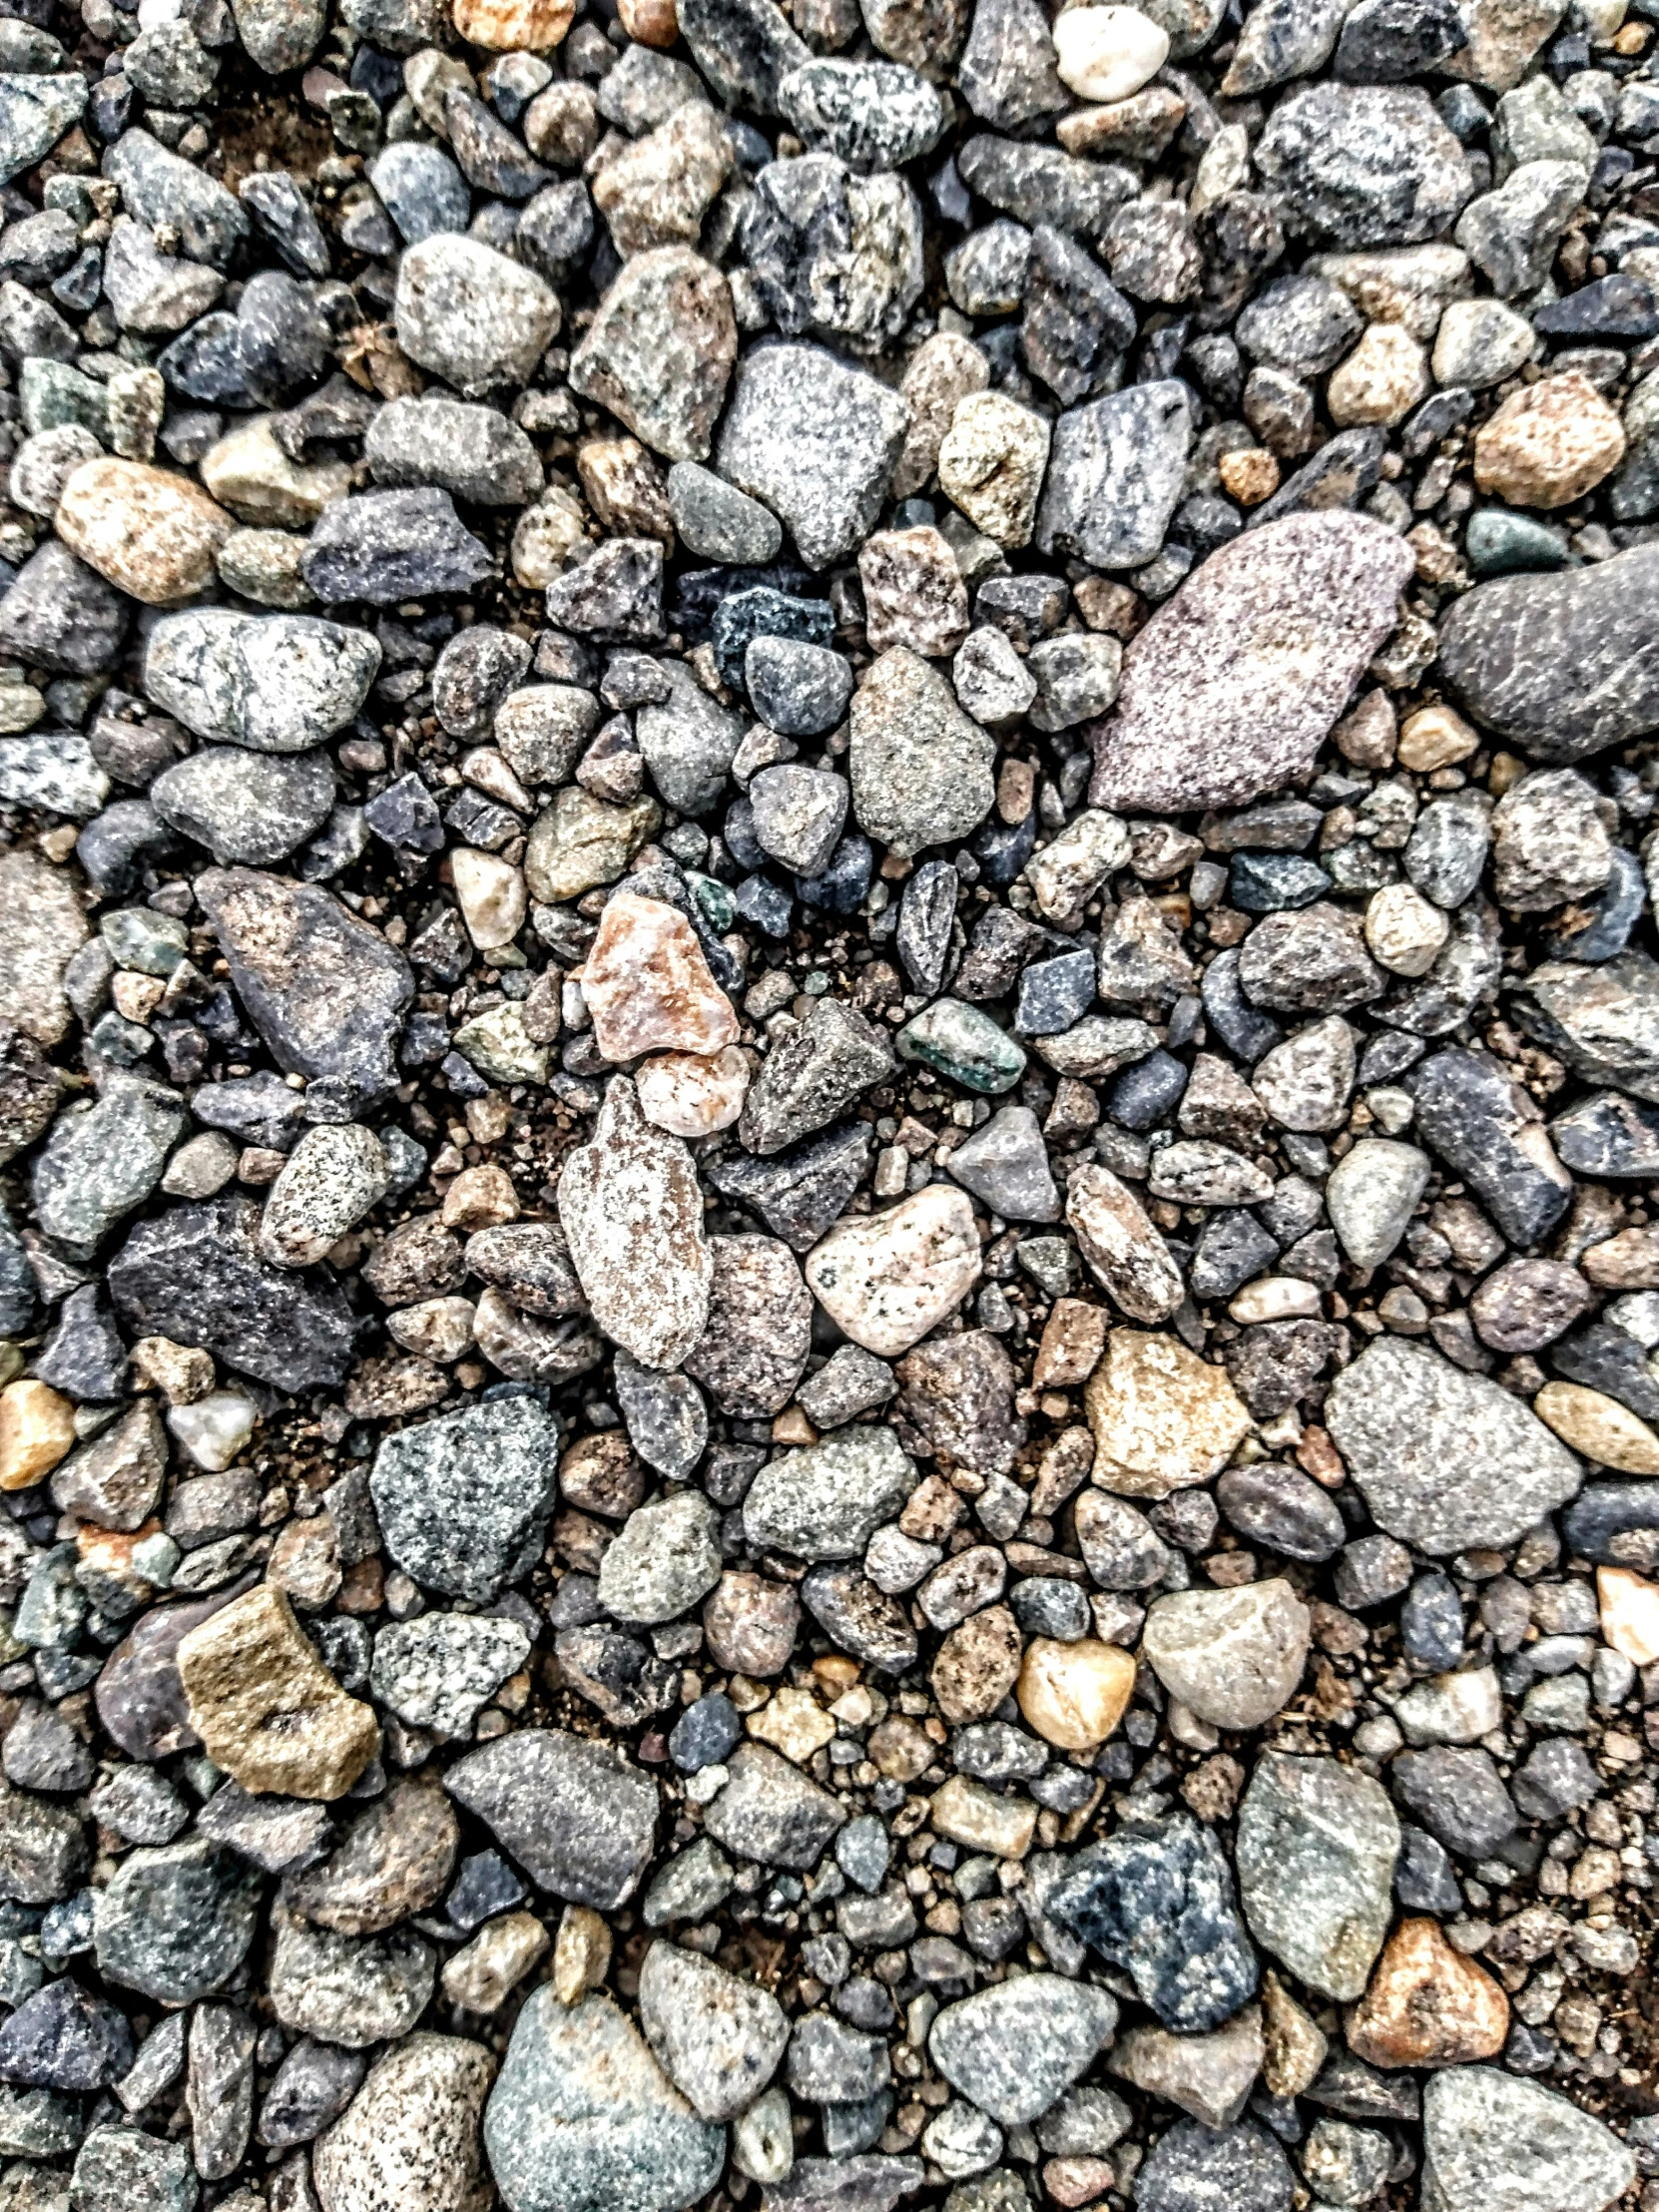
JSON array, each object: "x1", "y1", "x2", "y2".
[
  {"x1": 524, "y1": 787, "x2": 663, "y2": 904},
  {"x1": 1217, "y1": 447, "x2": 1280, "y2": 505},
  {"x1": 635, "y1": 1044, "x2": 749, "y2": 1137},
  {"x1": 1033, "y1": 1297, "x2": 1109, "y2": 1389},
  {"x1": 893, "y1": 332, "x2": 989, "y2": 502},
  {"x1": 130, "y1": 1336, "x2": 216, "y2": 1406},
  {"x1": 0, "y1": 1380, "x2": 75, "y2": 1491},
  {"x1": 805, "y1": 1184, "x2": 981, "y2": 1358},
  {"x1": 199, "y1": 416, "x2": 350, "y2": 528},
  {"x1": 442, "y1": 1910, "x2": 550, "y2": 2012},
  {"x1": 930, "y1": 1602, "x2": 1021, "y2": 1724},
  {"x1": 1327, "y1": 322, "x2": 1429, "y2": 427},
  {"x1": 928, "y1": 1772, "x2": 1037, "y2": 1858},
  {"x1": 1473, "y1": 370, "x2": 1626, "y2": 509},
  {"x1": 1581, "y1": 1225, "x2": 1659, "y2": 1290},
  {"x1": 176, "y1": 1581, "x2": 379, "y2": 1799},
  {"x1": 749, "y1": 1684, "x2": 836, "y2": 1764},
  {"x1": 1365, "y1": 879, "x2": 1449, "y2": 976},
  {"x1": 312, "y1": 2033, "x2": 495, "y2": 2212},
  {"x1": 1395, "y1": 702, "x2": 1477, "y2": 773},
  {"x1": 453, "y1": 0, "x2": 574, "y2": 44},
  {"x1": 858, "y1": 526, "x2": 969, "y2": 659},
  {"x1": 1598, "y1": 1565, "x2": 1659, "y2": 1666},
  {"x1": 936, "y1": 389, "x2": 1052, "y2": 549},
  {"x1": 1262, "y1": 1970, "x2": 1328, "y2": 2097},
  {"x1": 56, "y1": 457, "x2": 232, "y2": 605},
  {"x1": 1084, "y1": 1327, "x2": 1251, "y2": 1498},
  {"x1": 1067, "y1": 1163, "x2": 1185, "y2": 1324},
  {"x1": 451, "y1": 849, "x2": 527, "y2": 953},
  {"x1": 552, "y1": 1903, "x2": 612, "y2": 2003},
  {"x1": 1017, "y1": 1635, "x2": 1135, "y2": 1750},
  {"x1": 617, "y1": 0, "x2": 678, "y2": 40},
  {"x1": 579, "y1": 891, "x2": 738, "y2": 1062},
  {"x1": 441, "y1": 1163, "x2": 519, "y2": 1231},
  {"x1": 1533, "y1": 1379, "x2": 1659, "y2": 1472},
  {"x1": 1346, "y1": 1917, "x2": 1509, "y2": 2067},
  {"x1": 1143, "y1": 1578, "x2": 1311, "y2": 1730}
]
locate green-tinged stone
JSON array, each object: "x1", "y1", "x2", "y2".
[
  {"x1": 453, "y1": 1002, "x2": 550, "y2": 1085},
  {"x1": 896, "y1": 997, "x2": 1026, "y2": 1094},
  {"x1": 100, "y1": 908, "x2": 189, "y2": 976},
  {"x1": 1464, "y1": 508, "x2": 1571, "y2": 577},
  {"x1": 18, "y1": 360, "x2": 107, "y2": 441},
  {"x1": 688, "y1": 870, "x2": 736, "y2": 933}
]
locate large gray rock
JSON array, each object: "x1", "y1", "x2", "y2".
[
  {"x1": 1509, "y1": 951, "x2": 1659, "y2": 1105},
  {"x1": 637, "y1": 1940, "x2": 790, "y2": 2122},
  {"x1": 929, "y1": 1976, "x2": 1118, "y2": 2126},
  {"x1": 484, "y1": 1989, "x2": 726, "y2": 2212},
  {"x1": 1325, "y1": 1338, "x2": 1581, "y2": 1553},
  {"x1": 369, "y1": 1394, "x2": 560, "y2": 1603},
  {"x1": 715, "y1": 341, "x2": 908, "y2": 569},
  {"x1": 1035, "y1": 381, "x2": 1191, "y2": 571},
  {"x1": 444, "y1": 1730, "x2": 658, "y2": 1909},
  {"x1": 1087, "y1": 514, "x2": 1414, "y2": 813},
  {"x1": 94, "y1": 1840, "x2": 261, "y2": 2004},
  {"x1": 1255, "y1": 82, "x2": 1472, "y2": 246},
  {"x1": 849, "y1": 647, "x2": 996, "y2": 857},
  {"x1": 29, "y1": 1073, "x2": 185, "y2": 1258},
  {"x1": 1438, "y1": 545, "x2": 1659, "y2": 762},
  {"x1": 1420, "y1": 2068, "x2": 1635, "y2": 2212},
  {"x1": 144, "y1": 610, "x2": 380, "y2": 754},
  {"x1": 1234, "y1": 1754, "x2": 1398, "y2": 2001},
  {"x1": 743, "y1": 1424, "x2": 917, "y2": 1559},
  {"x1": 393, "y1": 233, "x2": 559, "y2": 397},
  {"x1": 0, "y1": 73, "x2": 87, "y2": 185}
]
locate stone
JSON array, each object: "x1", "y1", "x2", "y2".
[
  {"x1": 637, "y1": 1940, "x2": 789, "y2": 2122},
  {"x1": 715, "y1": 343, "x2": 909, "y2": 570},
  {"x1": 806, "y1": 1186, "x2": 981, "y2": 1356},
  {"x1": 1473, "y1": 371, "x2": 1625, "y2": 509},
  {"x1": 145, "y1": 611, "x2": 381, "y2": 753},
  {"x1": 1326, "y1": 1339, "x2": 1580, "y2": 1552},
  {"x1": 849, "y1": 648, "x2": 995, "y2": 859},
  {"x1": 258, "y1": 1125, "x2": 387, "y2": 1269},
  {"x1": 1036, "y1": 381, "x2": 1190, "y2": 572},
  {"x1": 304, "y1": 490, "x2": 492, "y2": 604},
  {"x1": 1087, "y1": 514, "x2": 1414, "y2": 814},
  {"x1": 778, "y1": 59, "x2": 945, "y2": 170},
  {"x1": 55, "y1": 459, "x2": 231, "y2": 606},
  {"x1": 0, "y1": 1978, "x2": 133, "y2": 2091},
  {"x1": 1143, "y1": 1580, "x2": 1311, "y2": 1730},
  {"x1": 1052, "y1": 5, "x2": 1168, "y2": 99},
  {"x1": 368, "y1": 1392, "x2": 560, "y2": 1604},
  {"x1": 686, "y1": 1235, "x2": 813, "y2": 1418},
  {"x1": 446, "y1": 1730, "x2": 658, "y2": 1907},
  {"x1": 1346, "y1": 1916, "x2": 1508, "y2": 2068},
  {"x1": 744, "y1": 1424, "x2": 916, "y2": 1559},
  {"x1": 366, "y1": 395, "x2": 543, "y2": 508},
  {"x1": 370, "y1": 1612, "x2": 532, "y2": 1736},
  {"x1": 936, "y1": 391, "x2": 1051, "y2": 550},
  {"x1": 1324, "y1": 1137, "x2": 1430, "y2": 1268},
  {"x1": 176, "y1": 1583, "x2": 378, "y2": 1800},
  {"x1": 559, "y1": 1077, "x2": 712, "y2": 1369},
  {"x1": 394, "y1": 235, "x2": 559, "y2": 398},
  {"x1": 268, "y1": 1911, "x2": 436, "y2": 2048},
  {"x1": 1420, "y1": 2069, "x2": 1634, "y2": 2212},
  {"x1": 1235, "y1": 1755, "x2": 1398, "y2": 2000},
  {"x1": 285, "y1": 1781, "x2": 458, "y2": 1936},
  {"x1": 1255, "y1": 83, "x2": 1472, "y2": 247},
  {"x1": 700, "y1": 1741, "x2": 845, "y2": 1866},
  {"x1": 0, "y1": 850, "x2": 85, "y2": 1049},
  {"x1": 95, "y1": 1839, "x2": 261, "y2": 2004},
  {"x1": 1084, "y1": 1329, "x2": 1252, "y2": 1497},
  {"x1": 1533, "y1": 1381, "x2": 1659, "y2": 1473},
  {"x1": 1109, "y1": 2011, "x2": 1263, "y2": 2130},
  {"x1": 929, "y1": 1977, "x2": 1117, "y2": 2126},
  {"x1": 947, "y1": 1106, "x2": 1059, "y2": 1223},
  {"x1": 1065, "y1": 1165, "x2": 1184, "y2": 1322},
  {"x1": 1136, "y1": 2121, "x2": 1294, "y2": 2212},
  {"x1": 579, "y1": 893, "x2": 737, "y2": 1062},
  {"x1": 1016, "y1": 1637, "x2": 1134, "y2": 1750},
  {"x1": 1049, "y1": 1812, "x2": 1259, "y2": 2033},
  {"x1": 312, "y1": 2034, "x2": 495, "y2": 2212},
  {"x1": 599, "y1": 1493, "x2": 722, "y2": 1624},
  {"x1": 525, "y1": 789, "x2": 663, "y2": 903},
  {"x1": 570, "y1": 250, "x2": 736, "y2": 465}
]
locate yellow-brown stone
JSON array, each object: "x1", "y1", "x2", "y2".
[
  {"x1": 453, "y1": 0, "x2": 574, "y2": 46},
  {"x1": 1084, "y1": 1328, "x2": 1252, "y2": 1498},
  {"x1": 1473, "y1": 370, "x2": 1626, "y2": 509},
  {"x1": 177, "y1": 1581, "x2": 380, "y2": 1800},
  {"x1": 1017, "y1": 1636, "x2": 1135, "y2": 1750},
  {"x1": 0, "y1": 1380, "x2": 75, "y2": 1492},
  {"x1": 1346, "y1": 1917, "x2": 1509, "y2": 2068}
]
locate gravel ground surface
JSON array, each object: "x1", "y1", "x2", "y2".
[{"x1": 0, "y1": 0, "x2": 1656, "y2": 2205}]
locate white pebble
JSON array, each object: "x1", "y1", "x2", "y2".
[{"x1": 1052, "y1": 4, "x2": 1170, "y2": 102}]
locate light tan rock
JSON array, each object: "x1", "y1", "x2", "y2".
[
  {"x1": 1598, "y1": 1565, "x2": 1659, "y2": 1665},
  {"x1": 1017, "y1": 1635, "x2": 1135, "y2": 1750},
  {"x1": 525, "y1": 787, "x2": 663, "y2": 903},
  {"x1": 806, "y1": 1185, "x2": 982, "y2": 1357},
  {"x1": 1218, "y1": 447, "x2": 1280, "y2": 505},
  {"x1": 0, "y1": 1380, "x2": 75, "y2": 1491},
  {"x1": 858, "y1": 526, "x2": 969, "y2": 659},
  {"x1": 936, "y1": 389, "x2": 1052, "y2": 548},
  {"x1": 451, "y1": 849, "x2": 526, "y2": 952},
  {"x1": 1084, "y1": 1328, "x2": 1252, "y2": 1497},
  {"x1": 313, "y1": 2033, "x2": 495, "y2": 2212},
  {"x1": 930, "y1": 1602, "x2": 1021, "y2": 1724},
  {"x1": 0, "y1": 845, "x2": 88, "y2": 1046},
  {"x1": 579, "y1": 891, "x2": 738, "y2": 1063},
  {"x1": 1066, "y1": 1163, "x2": 1185, "y2": 1323},
  {"x1": 200, "y1": 417, "x2": 351, "y2": 528},
  {"x1": 1533, "y1": 1380, "x2": 1659, "y2": 1471},
  {"x1": 749, "y1": 1684, "x2": 835, "y2": 1763},
  {"x1": 1262, "y1": 1971, "x2": 1328, "y2": 2097},
  {"x1": 1109, "y1": 2008, "x2": 1263, "y2": 2129},
  {"x1": 442, "y1": 1912, "x2": 550, "y2": 2012},
  {"x1": 893, "y1": 332, "x2": 989, "y2": 500},
  {"x1": 453, "y1": 0, "x2": 573, "y2": 43},
  {"x1": 1142, "y1": 1579, "x2": 1311, "y2": 1730},
  {"x1": 929, "y1": 1773, "x2": 1037, "y2": 1858},
  {"x1": 57, "y1": 457, "x2": 233, "y2": 604},
  {"x1": 1328, "y1": 323, "x2": 1429, "y2": 426},
  {"x1": 635, "y1": 1044, "x2": 749, "y2": 1135},
  {"x1": 552, "y1": 1903, "x2": 612, "y2": 2003},
  {"x1": 1346, "y1": 1917, "x2": 1509, "y2": 2068},
  {"x1": 1396, "y1": 702, "x2": 1477, "y2": 772},
  {"x1": 1473, "y1": 370, "x2": 1626, "y2": 509},
  {"x1": 1365, "y1": 880, "x2": 1450, "y2": 976},
  {"x1": 176, "y1": 1582, "x2": 380, "y2": 1800}
]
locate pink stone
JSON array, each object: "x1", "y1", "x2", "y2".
[
  {"x1": 579, "y1": 891, "x2": 739, "y2": 1063},
  {"x1": 636, "y1": 1044, "x2": 750, "y2": 1135}
]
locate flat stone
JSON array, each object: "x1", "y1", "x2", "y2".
[
  {"x1": 1108, "y1": 2011, "x2": 1262, "y2": 2130},
  {"x1": 1066, "y1": 1164, "x2": 1185, "y2": 1322},
  {"x1": 394, "y1": 234, "x2": 559, "y2": 397},
  {"x1": 1036, "y1": 381, "x2": 1190, "y2": 571},
  {"x1": 177, "y1": 1583, "x2": 378, "y2": 1800},
  {"x1": 1235, "y1": 1754, "x2": 1398, "y2": 2000},
  {"x1": 715, "y1": 342, "x2": 909, "y2": 571},
  {"x1": 1325, "y1": 1338, "x2": 1581, "y2": 1553},
  {"x1": 700, "y1": 1741, "x2": 845, "y2": 1868},
  {"x1": 1254, "y1": 82, "x2": 1471, "y2": 246},
  {"x1": 145, "y1": 610, "x2": 380, "y2": 753},
  {"x1": 94, "y1": 1838, "x2": 261, "y2": 2004},
  {"x1": 1420, "y1": 2069, "x2": 1634, "y2": 2212},
  {"x1": 1136, "y1": 2120, "x2": 1293, "y2": 2212},
  {"x1": 0, "y1": 849, "x2": 85, "y2": 1048},
  {"x1": 685, "y1": 1234, "x2": 813, "y2": 1418},
  {"x1": 370, "y1": 1611, "x2": 532, "y2": 1736},
  {"x1": 1087, "y1": 514, "x2": 1414, "y2": 813},
  {"x1": 312, "y1": 2033, "x2": 495, "y2": 2212},
  {"x1": 806, "y1": 1186, "x2": 982, "y2": 1357},
  {"x1": 570, "y1": 248, "x2": 736, "y2": 464},
  {"x1": 445, "y1": 1729, "x2": 658, "y2": 1907},
  {"x1": 580, "y1": 892, "x2": 738, "y2": 1062},
  {"x1": 56, "y1": 457, "x2": 231, "y2": 605},
  {"x1": 744, "y1": 1424, "x2": 916, "y2": 1560},
  {"x1": 638, "y1": 1939, "x2": 790, "y2": 2122},
  {"x1": 268, "y1": 1910, "x2": 436, "y2": 2048},
  {"x1": 559, "y1": 1076, "x2": 713, "y2": 1369}
]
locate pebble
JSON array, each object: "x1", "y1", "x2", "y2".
[
  {"x1": 579, "y1": 892, "x2": 738, "y2": 1062},
  {"x1": 716, "y1": 342, "x2": 909, "y2": 571},
  {"x1": 312, "y1": 2034, "x2": 496, "y2": 2212},
  {"x1": 1235, "y1": 1753, "x2": 1398, "y2": 1999},
  {"x1": 369, "y1": 1391, "x2": 560, "y2": 1603},
  {"x1": 394, "y1": 235, "x2": 560, "y2": 399},
  {"x1": 805, "y1": 1186, "x2": 982, "y2": 1356},
  {"x1": 1143, "y1": 1579, "x2": 1312, "y2": 1729},
  {"x1": 743, "y1": 1423, "x2": 916, "y2": 1559},
  {"x1": 1473, "y1": 370, "x2": 1627, "y2": 508},
  {"x1": 1347, "y1": 1915, "x2": 1509, "y2": 2067},
  {"x1": 1085, "y1": 1328, "x2": 1252, "y2": 1498},
  {"x1": 176, "y1": 1583, "x2": 379, "y2": 1800},
  {"x1": 637, "y1": 1939, "x2": 790, "y2": 2121},
  {"x1": 849, "y1": 648, "x2": 996, "y2": 860},
  {"x1": 929, "y1": 1975, "x2": 1118, "y2": 2126},
  {"x1": 1420, "y1": 2069, "x2": 1634, "y2": 2212},
  {"x1": 56, "y1": 459, "x2": 231, "y2": 605},
  {"x1": 1016, "y1": 1636, "x2": 1135, "y2": 1749}
]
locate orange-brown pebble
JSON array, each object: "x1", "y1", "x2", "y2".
[
  {"x1": 453, "y1": 0, "x2": 574, "y2": 45},
  {"x1": 1218, "y1": 446, "x2": 1281, "y2": 506},
  {"x1": 580, "y1": 891, "x2": 739, "y2": 1064},
  {"x1": 1473, "y1": 371, "x2": 1626, "y2": 510},
  {"x1": 0, "y1": 1379, "x2": 76, "y2": 1491},
  {"x1": 618, "y1": 0, "x2": 678, "y2": 43},
  {"x1": 56, "y1": 458, "x2": 232, "y2": 605},
  {"x1": 1346, "y1": 1916, "x2": 1509, "y2": 2068}
]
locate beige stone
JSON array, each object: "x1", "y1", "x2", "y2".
[
  {"x1": 131, "y1": 1336, "x2": 216, "y2": 1405},
  {"x1": 1473, "y1": 371, "x2": 1626, "y2": 509},
  {"x1": 1396, "y1": 702, "x2": 1477, "y2": 772},
  {"x1": 1534, "y1": 1380, "x2": 1659, "y2": 1471},
  {"x1": 579, "y1": 892, "x2": 738, "y2": 1063},
  {"x1": 618, "y1": 0, "x2": 678, "y2": 42},
  {"x1": 635, "y1": 1044, "x2": 749, "y2": 1136},
  {"x1": 937, "y1": 389, "x2": 1052, "y2": 549},
  {"x1": 176, "y1": 1582, "x2": 380, "y2": 1800},
  {"x1": 552, "y1": 1903, "x2": 612, "y2": 2003},
  {"x1": 200, "y1": 416, "x2": 350, "y2": 528},
  {"x1": 1346, "y1": 1917, "x2": 1509, "y2": 2068},
  {"x1": 1143, "y1": 1579, "x2": 1311, "y2": 1730},
  {"x1": 1217, "y1": 446, "x2": 1280, "y2": 506},
  {"x1": 0, "y1": 1380, "x2": 75, "y2": 1492},
  {"x1": 0, "y1": 847, "x2": 87, "y2": 1048},
  {"x1": 313, "y1": 2034, "x2": 495, "y2": 2212},
  {"x1": 1033, "y1": 1297, "x2": 1109, "y2": 1389},
  {"x1": 929, "y1": 1773, "x2": 1037, "y2": 1858},
  {"x1": 1067, "y1": 1163, "x2": 1185, "y2": 1323},
  {"x1": 525, "y1": 787, "x2": 663, "y2": 903},
  {"x1": 806, "y1": 1185, "x2": 981, "y2": 1358},
  {"x1": 442, "y1": 1911, "x2": 550, "y2": 2012},
  {"x1": 57, "y1": 457, "x2": 233, "y2": 605},
  {"x1": 453, "y1": 0, "x2": 573, "y2": 43},
  {"x1": 893, "y1": 331, "x2": 989, "y2": 501},
  {"x1": 1597, "y1": 1565, "x2": 1659, "y2": 1666},
  {"x1": 1365, "y1": 879, "x2": 1450, "y2": 976},
  {"x1": 749, "y1": 1684, "x2": 835, "y2": 1764},
  {"x1": 930, "y1": 1602, "x2": 1021, "y2": 1723},
  {"x1": 1084, "y1": 1328, "x2": 1252, "y2": 1497},
  {"x1": 1053, "y1": 3, "x2": 1170, "y2": 100},
  {"x1": 1262, "y1": 1971, "x2": 1328, "y2": 2097},
  {"x1": 1017, "y1": 1635, "x2": 1135, "y2": 1750},
  {"x1": 441, "y1": 1163, "x2": 518, "y2": 1231},
  {"x1": 858, "y1": 526, "x2": 969, "y2": 658},
  {"x1": 451, "y1": 849, "x2": 526, "y2": 952},
  {"x1": 1328, "y1": 323, "x2": 1429, "y2": 427}
]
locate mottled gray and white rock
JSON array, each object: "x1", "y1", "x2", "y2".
[
  {"x1": 369, "y1": 1393, "x2": 560, "y2": 1603},
  {"x1": 929, "y1": 1976, "x2": 1118, "y2": 2126},
  {"x1": 1235, "y1": 1754, "x2": 1398, "y2": 2000},
  {"x1": 1087, "y1": 515, "x2": 1414, "y2": 813},
  {"x1": 370, "y1": 1612, "x2": 533, "y2": 1736},
  {"x1": 744, "y1": 1425, "x2": 917, "y2": 1560},
  {"x1": 1326, "y1": 1338, "x2": 1581, "y2": 1552},
  {"x1": 715, "y1": 342, "x2": 909, "y2": 570},
  {"x1": 638, "y1": 1940, "x2": 790, "y2": 2122},
  {"x1": 394, "y1": 234, "x2": 560, "y2": 398},
  {"x1": 1036, "y1": 381, "x2": 1191, "y2": 571},
  {"x1": 30, "y1": 1072, "x2": 185, "y2": 1258},
  {"x1": 312, "y1": 2033, "x2": 496, "y2": 2212},
  {"x1": 446, "y1": 1730, "x2": 658, "y2": 1908},
  {"x1": 1143, "y1": 1580, "x2": 1311, "y2": 1730},
  {"x1": 559, "y1": 1077, "x2": 713, "y2": 1369},
  {"x1": 599, "y1": 1494, "x2": 724, "y2": 1625},
  {"x1": 145, "y1": 611, "x2": 380, "y2": 754},
  {"x1": 1255, "y1": 82, "x2": 1472, "y2": 246},
  {"x1": 850, "y1": 648, "x2": 995, "y2": 859},
  {"x1": 1420, "y1": 2068, "x2": 1635, "y2": 2212}
]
